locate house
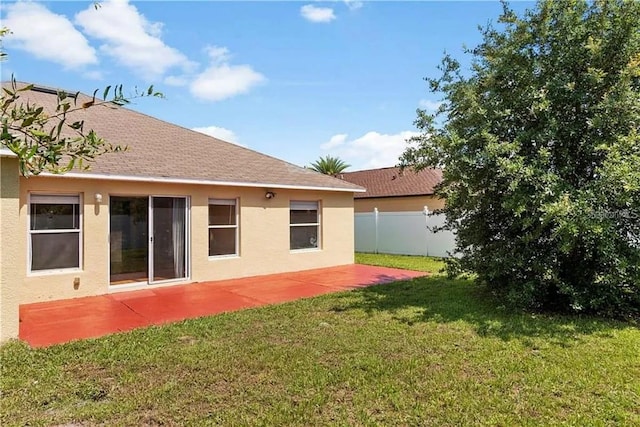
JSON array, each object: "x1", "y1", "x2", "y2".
[
  {"x1": 338, "y1": 166, "x2": 454, "y2": 257},
  {"x1": 339, "y1": 166, "x2": 444, "y2": 213},
  {"x1": 0, "y1": 82, "x2": 364, "y2": 342}
]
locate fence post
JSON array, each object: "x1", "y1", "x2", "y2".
[
  {"x1": 374, "y1": 207, "x2": 379, "y2": 254},
  {"x1": 423, "y1": 206, "x2": 430, "y2": 256}
]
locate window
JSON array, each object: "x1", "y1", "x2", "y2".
[
  {"x1": 290, "y1": 201, "x2": 320, "y2": 250},
  {"x1": 29, "y1": 195, "x2": 81, "y2": 272},
  {"x1": 208, "y1": 199, "x2": 238, "y2": 256}
]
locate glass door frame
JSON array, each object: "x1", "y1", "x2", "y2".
[
  {"x1": 148, "y1": 195, "x2": 191, "y2": 285},
  {"x1": 108, "y1": 194, "x2": 150, "y2": 287},
  {"x1": 108, "y1": 194, "x2": 191, "y2": 289}
]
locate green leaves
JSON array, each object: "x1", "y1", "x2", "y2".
[
  {"x1": 0, "y1": 76, "x2": 163, "y2": 177},
  {"x1": 402, "y1": 0, "x2": 640, "y2": 318},
  {"x1": 309, "y1": 155, "x2": 351, "y2": 175}
]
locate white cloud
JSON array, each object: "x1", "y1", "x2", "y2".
[
  {"x1": 2, "y1": 2, "x2": 97, "y2": 69},
  {"x1": 189, "y1": 47, "x2": 265, "y2": 102},
  {"x1": 3, "y1": 0, "x2": 263, "y2": 103},
  {"x1": 75, "y1": 0, "x2": 193, "y2": 79},
  {"x1": 83, "y1": 70, "x2": 104, "y2": 80},
  {"x1": 204, "y1": 45, "x2": 231, "y2": 64},
  {"x1": 419, "y1": 99, "x2": 443, "y2": 112},
  {"x1": 190, "y1": 64, "x2": 265, "y2": 101},
  {"x1": 192, "y1": 126, "x2": 245, "y2": 146},
  {"x1": 321, "y1": 131, "x2": 419, "y2": 170},
  {"x1": 164, "y1": 75, "x2": 189, "y2": 87},
  {"x1": 320, "y1": 133, "x2": 348, "y2": 150},
  {"x1": 300, "y1": 5, "x2": 336, "y2": 23},
  {"x1": 344, "y1": 0, "x2": 364, "y2": 11}
]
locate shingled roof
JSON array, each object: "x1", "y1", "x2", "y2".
[
  {"x1": 339, "y1": 166, "x2": 442, "y2": 199},
  {"x1": 5, "y1": 82, "x2": 364, "y2": 192}
]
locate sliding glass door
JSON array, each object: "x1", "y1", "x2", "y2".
[
  {"x1": 109, "y1": 196, "x2": 189, "y2": 286},
  {"x1": 150, "y1": 197, "x2": 188, "y2": 283},
  {"x1": 110, "y1": 197, "x2": 149, "y2": 285}
]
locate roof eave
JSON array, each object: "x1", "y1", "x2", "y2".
[
  {"x1": 36, "y1": 171, "x2": 367, "y2": 193},
  {"x1": 355, "y1": 193, "x2": 437, "y2": 199}
]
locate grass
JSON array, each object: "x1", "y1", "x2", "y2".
[
  {"x1": 2, "y1": 255, "x2": 639, "y2": 426},
  {"x1": 356, "y1": 252, "x2": 447, "y2": 273}
]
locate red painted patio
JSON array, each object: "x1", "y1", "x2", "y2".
[{"x1": 19, "y1": 264, "x2": 426, "y2": 347}]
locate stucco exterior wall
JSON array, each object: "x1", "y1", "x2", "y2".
[
  {"x1": 17, "y1": 176, "x2": 355, "y2": 304},
  {"x1": 354, "y1": 195, "x2": 445, "y2": 213},
  {"x1": 1, "y1": 157, "x2": 22, "y2": 341}
]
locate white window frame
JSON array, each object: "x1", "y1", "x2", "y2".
[
  {"x1": 289, "y1": 200, "x2": 321, "y2": 252},
  {"x1": 208, "y1": 198, "x2": 239, "y2": 258},
  {"x1": 28, "y1": 193, "x2": 83, "y2": 275}
]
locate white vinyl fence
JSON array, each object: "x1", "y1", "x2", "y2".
[{"x1": 355, "y1": 207, "x2": 456, "y2": 258}]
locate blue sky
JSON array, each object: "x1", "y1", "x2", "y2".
[{"x1": 1, "y1": 0, "x2": 533, "y2": 170}]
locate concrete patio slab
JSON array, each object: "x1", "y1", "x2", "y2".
[{"x1": 18, "y1": 264, "x2": 426, "y2": 347}]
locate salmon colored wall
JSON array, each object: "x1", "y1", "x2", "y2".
[
  {"x1": 1, "y1": 158, "x2": 22, "y2": 341},
  {"x1": 354, "y1": 195, "x2": 445, "y2": 213},
  {"x1": 17, "y1": 176, "x2": 355, "y2": 304}
]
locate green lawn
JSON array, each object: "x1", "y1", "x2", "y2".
[
  {"x1": 2, "y1": 255, "x2": 639, "y2": 426},
  {"x1": 356, "y1": 252, "x2": 447, "y2": 273}
]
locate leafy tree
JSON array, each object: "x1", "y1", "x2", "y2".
[
  {"x1": 1, "y1": 29, "x2": 162, "y2": 177},
  {"x1": 401, "y1": 0, "x2": 640, "y2": 317},
  {"x1": 309, "y1": 155, "x2": 351, "y2": 175}
]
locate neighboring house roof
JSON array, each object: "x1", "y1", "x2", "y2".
[
  {"x1": 4, "y1": 82, "x2": 364, "y2": 193},
  {"x1": 339, "y1": 166, "x2": 442, "y2": 199}
]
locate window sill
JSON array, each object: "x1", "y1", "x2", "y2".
[
  {"x1": 290, "y1": 248, "x2": 321, "y2": 254},
  {"x1": 28, "y1": 267, "x2": 82, "y2": 277},
  {"x1": 208, "y1": 254, "x2": 240, "y2": 261}
]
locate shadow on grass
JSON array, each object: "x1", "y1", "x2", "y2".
[{"x1": 337, "y1": 274, "x2": 634, "y2": 345}]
